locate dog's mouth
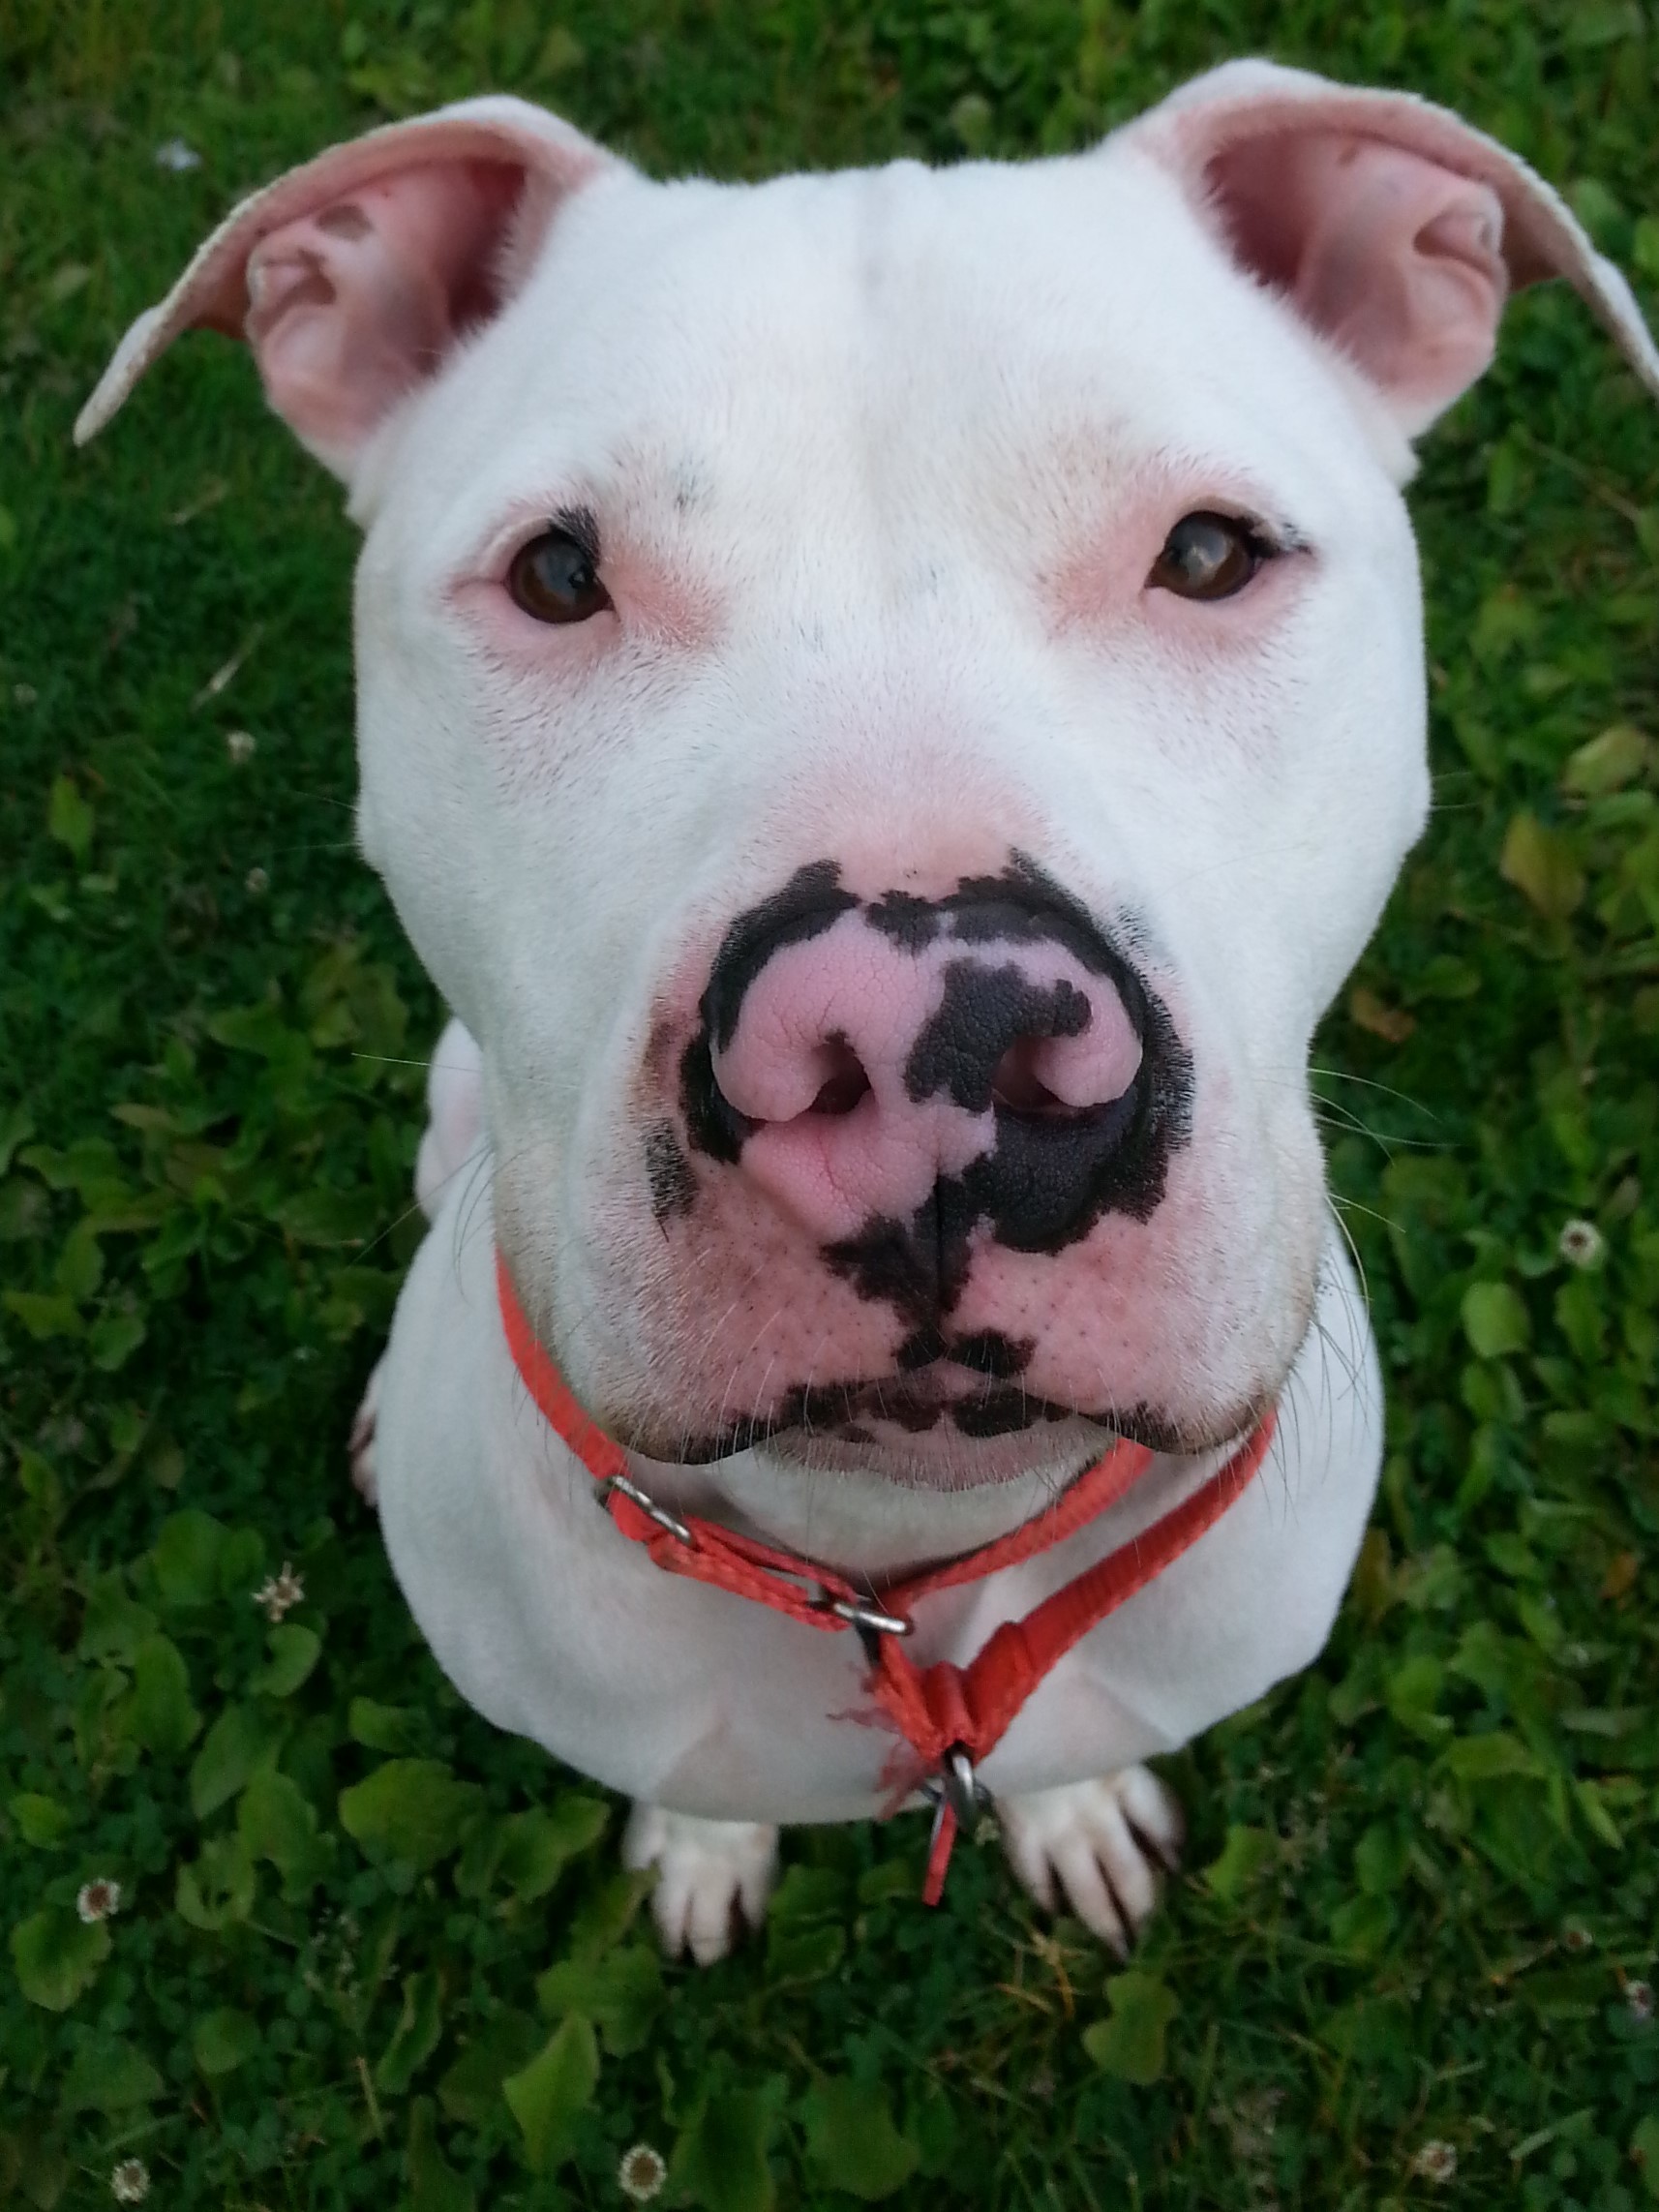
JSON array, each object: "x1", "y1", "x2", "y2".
[
  {"x1": 625, "y1": 1358, "x2": 1246, "y2": 1473},
  {"x1": 674, "y1": 1359, "x2": 1075, "y2": 1458}
]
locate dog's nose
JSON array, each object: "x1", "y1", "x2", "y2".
[{"x1": 699, "y1": 875, "x2": 1146, "y2": 1245}]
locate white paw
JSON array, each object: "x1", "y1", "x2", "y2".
[
  {"x1": 997, "y1": 1767, "x2": 1184, "y2": 1956},
  {"x1": 348, "y1": 1357, "x2": 383, "y2": 1507},
  {"x1": 621, "y1": 1803, "x2": 779, "y2": 1966}
]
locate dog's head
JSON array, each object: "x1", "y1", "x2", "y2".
[{"x1": 81, "y1": 63, "x2": 1658, "y2": 1489}]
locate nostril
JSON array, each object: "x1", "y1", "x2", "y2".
[
  {"x1": 990, "y1": 1037, "x2": 1080, "y2": 1120},
  {"x1": 806, "y1": 1036, "x2": 871, "y2": 1118}
]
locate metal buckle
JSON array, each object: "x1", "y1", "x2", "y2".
[{"x1": 593, "y1": 1471, "x2": 693, "y2": 1547}]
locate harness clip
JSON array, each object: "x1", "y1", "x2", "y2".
[{"x1": 920, "y1": 1744, "x2": 991, "y2": 1902}]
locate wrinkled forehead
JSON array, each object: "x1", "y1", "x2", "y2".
[{"x1": 364, "y1": 143, "x2": 1387, "y2": 557}]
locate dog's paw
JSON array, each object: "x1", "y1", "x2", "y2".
[
  {"x1": 621, "y1": 1803, "x2": 779, "y2": 1966},
  {"x1": 348, "y1": 1358, "x2": 383, "y2": 1507},
  {"x1": 997, "y1": 1767, "x2": 1184, "y2": 1956}
]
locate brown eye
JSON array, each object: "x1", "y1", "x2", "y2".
[
  {"x1": 1148, "y1": 511, "x2": 1267, "y2": 601},
  {"x1": 507, "y1": 521, "x2": 612, "y2": 624}
]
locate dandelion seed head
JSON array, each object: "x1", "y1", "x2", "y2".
[
  {"x1": 110, "y1": 2158, "x2": 150, "y2": 2203},
  {"x1": 1410, "y1": 2140, "x2": 1457, "y2": 2183},
  {"x1": 618, "y1": 2143, "x2": 667, "y2": 2202},
  {"x1": 1557, "y1": 1218, "x2": 1605, "y2": 1269}
]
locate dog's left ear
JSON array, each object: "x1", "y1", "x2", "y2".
[
  {"x1": 1128, "y1": 60, "x2": 1659, "y2": 436},
  {"x1": 75, "y1": 96, "x2": 619, "y2": 478}
]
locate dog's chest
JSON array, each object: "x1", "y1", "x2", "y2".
[{"x1": 371, "y1": 1177, "x2": 1382, "y2": 1824}]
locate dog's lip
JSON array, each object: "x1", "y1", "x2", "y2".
[
  {"x1": 647, "y1": 1377, "x2": 1276, "y2": 1466},
  {"x1": 692, "y1": 1363, "x2": 1087, "y2": 1458},
  {"x1": 796, "y1": 1358, "x2": 1058, "y2": 1420},
  {"x1": 620, "y1": 1363, "x2": 1071, "y2": 1466},
  {"x1": 860, "y1": 1358, "x2": 1008, "y2": 1406}
]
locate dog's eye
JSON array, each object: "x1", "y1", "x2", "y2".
[
  {"x1": 507, "y1": 526, "x2": 613, "y2": 624},
  {"x1": 1148, "y1": 512, "x2": 1267, "y2": 601}
]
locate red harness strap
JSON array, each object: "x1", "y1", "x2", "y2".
[{"x1": 497, "y1": 1254, "x2": 1274, "y2": 1902}]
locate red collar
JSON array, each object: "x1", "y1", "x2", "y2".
[{"x1": 496, "y1": 1252, "x2": 1274, "y2": 1903}]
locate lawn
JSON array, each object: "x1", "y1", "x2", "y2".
[{"x1": 2, "y1": 2, "x2": 1657, "y2": 2206}]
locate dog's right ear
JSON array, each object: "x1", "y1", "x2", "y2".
[
  {"x1": 75, "y1": 97, "x2": 620, "y2": 480},
  {"x1": 1124, "y1": 61, "x2": 1659, "y2": 438}
]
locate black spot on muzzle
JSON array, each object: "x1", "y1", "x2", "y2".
[
  {"x1": 903, "y1": 961, "x2": 1091, "y2": 1112},
  {"x1": 672, "y1": 850, "x2": 1191, "y2": 1336},
  {"x1": 644, "y1": 1121, "x2": 698, "y2": 1225}
]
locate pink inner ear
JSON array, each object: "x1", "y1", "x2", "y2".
[
  {"x1": 1208, "y1": 132, "x2": 1509, "y2": 427},
  {"x1": 244, "y1": 158, "x2": 526, "y2": 463}
]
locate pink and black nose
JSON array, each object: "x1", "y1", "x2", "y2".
[{"x1": 678, "y1": 858, "x2": 1190, "y2": 1290}]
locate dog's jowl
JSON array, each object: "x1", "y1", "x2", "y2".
[{"x1": 81, "y1": 61, "x2": 1659, "y2": 1961}]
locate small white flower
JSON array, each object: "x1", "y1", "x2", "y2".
[
  {"x1": 13, "y1": 682, "x2": 38, "y2": 707},
  {"x1": 154, "y1": 137, "x2": 201, "y2": 171},
  {"x1": 1410, "y1": 2140, "x2": 1457, "y2": 2183},
  {"x1": 252, "y1": 1562, "x2": 304, "y2": 1622},
  {"x1": 110, "y1": 2159, "x2": 150, "y2": 2203},
  {"x1": 618, "y1": 2143, "x2": 667, "y2": 2203},
  {"x1": 1628, "y1": 1979, "x2": 1654, "y2": 2023},
  {"x1": 76, "y1": 1877, "x2": 121, "y2": 1924},
  {"x1": 244, "y1": 865, "x2": 269, "y2": 895},
  {"x1": 226, "y1": 729, "x2": 256, "y2": 764},
  {"x1": 1562, "y1": 1922, "x2": 1592, "y2": 1954},
  {"x1": 1557, "y1": 1218, "x2": 1605, "y2": 1269}
]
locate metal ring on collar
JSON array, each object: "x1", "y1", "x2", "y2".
[
  {"x1": 824, "y1": 1596, "x2": 914, "y2": 1637},
  {"x1": 922, "y1": 1744, "x2": 985, "y2": 1827}
]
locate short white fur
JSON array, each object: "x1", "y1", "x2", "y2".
[{"x1": 80, "y1": 62, "x2": 1658, "y2": 1956}]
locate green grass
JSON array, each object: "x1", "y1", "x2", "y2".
[{"x1": 3, "y1": 3, "x2": 1658, "y2": 2207}]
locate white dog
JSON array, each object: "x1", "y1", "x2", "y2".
[{"x1": 80, "y1": 62, "x2": 1658, "y2": 1963}]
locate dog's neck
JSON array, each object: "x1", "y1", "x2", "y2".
[{"x1": 497, "y1": 1242, "x2": 1241, "y2": 1584}]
